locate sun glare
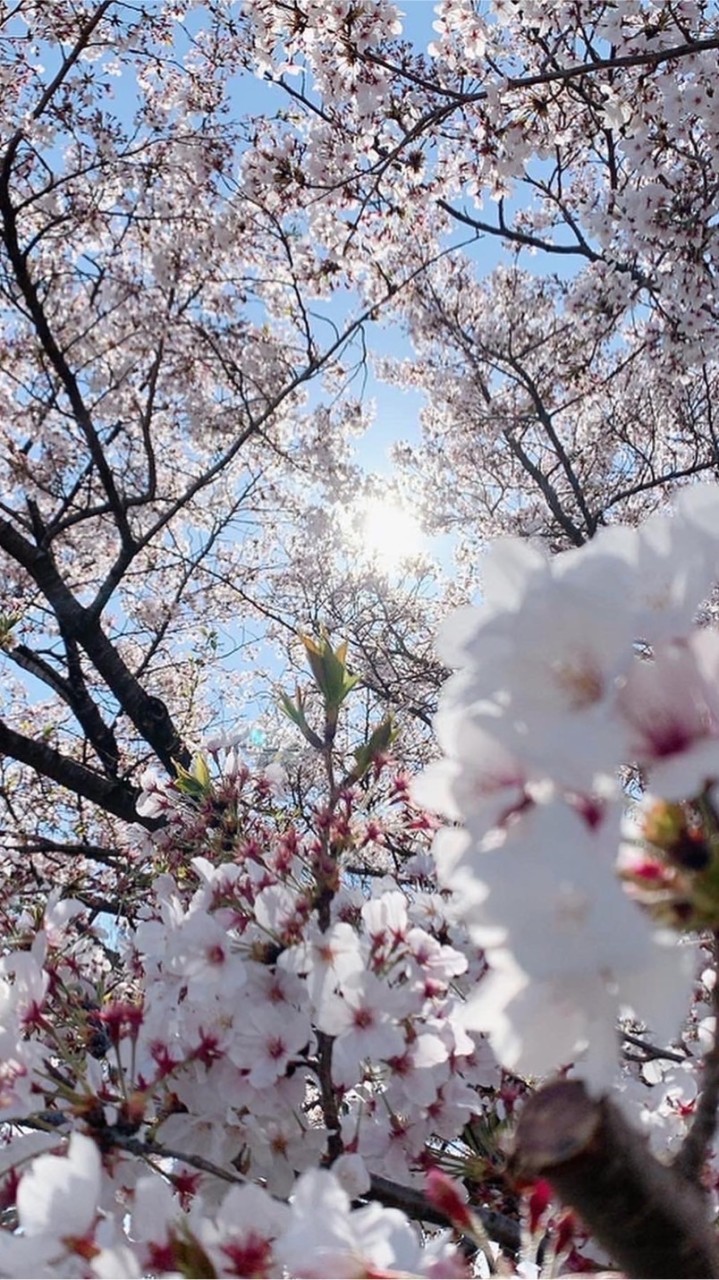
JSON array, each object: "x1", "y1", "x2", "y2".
[{"x1": 345, "y1": 497, "x2": 425, "y2": 573}]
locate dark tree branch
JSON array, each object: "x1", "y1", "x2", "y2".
[
  {"x1": 504, "y1": 354, "x2": 598, "y2": 537},
  {"x1": 437, "y1": 197, "x2": 601, "y2": 262},
  {"x1": 28, "y1": 3, "x2": 114, "y2": 126},
  {"x1": 7, "y1": 642, "x2": 119, "y2": 775},
  {"x1": 368, "y1": 1174, "x2": 520, "y2": 1254},
  {"x1": 499, "y1": 36, "x2": 719, "y2": 95},
  {"x1": 674, "y1": 933, "x2": 719, "y2": 1182},
  {"x1": 365, "y1": 36, "x2": 719, "y2": 107},
  {"x1": 513, "y1": 1079, "x2": 719, "y2": 1278},
  {"x1": 0, "y1": 719, "x2": 151, "y2": 827},
  {"x1": 620, "y1": 1029, "x2": 688, "y2": 1065},
  {"x1": 1, "y1": 835, "x2": 126, "y2": 866},
  {"x1": 61, "y1": 633, "x2": 120, "y2": 773},
  {"x1": 0, "y1": 517, "x2": 189, "y2": 774},
  {"x1": 0, "y1": 175, "x2": 135, "y2": 553},
  {"x1": 501, "y1": 429, "x2": 586, "y2": 546}
]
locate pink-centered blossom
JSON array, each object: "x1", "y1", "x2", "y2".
[
  {"x1": 279, "y1": 920, "x2": 365, "y2": 1004},
  {"x1": 275, "y1": 1168, "x2": 446, "y2": 1278},
  {"x1": 616, "y1": 630, "x2": 719, "y2": 798},
  {"x1": 316, "y1": 971, "x2": 410, "y2": 1087}
]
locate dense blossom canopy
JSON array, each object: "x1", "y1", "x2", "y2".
[{"x1": 2, "y1": 1, "x2": 719, "y2": 1276}]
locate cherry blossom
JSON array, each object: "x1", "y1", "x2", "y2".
[{"x1": 3, "y1": 2, "x2": 719, "y2": 1274}]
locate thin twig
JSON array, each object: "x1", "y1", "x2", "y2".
[{"x1": 621, "y1": 1030, "x2": 688, "y2": 1065}]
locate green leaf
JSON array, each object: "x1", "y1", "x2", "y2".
[
  {"x1": 300, "y1": 633, "x2": 359, "y2": 709},
  {"x1": 0, "y1": 612, "x2": 20, "y2": 649},
  {"x1": 279, "y1": 688, "x2": 323, "y2": 749},
  {"x1": 173, "y1": 755, "x2": 212, "y2": 799},
  {"x1": 353, "y1": 717, "x2": 397, "y2": 779}
]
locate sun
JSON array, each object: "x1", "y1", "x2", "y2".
[{"x1": 343, "y1": 496, "x2": 425, "y2": 573}]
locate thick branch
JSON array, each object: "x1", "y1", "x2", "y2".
[
  {"x1": 8, "y1": 642, "x2": 119, "y2": 774},
  {"x1": 366, "y1": 36, "x2": 719, "y2": 108},
  {"x1": 437, "y1": 197, "x2": 600, "y2": 262},
  {"x1": 0, "y1": 3, "x2": 133, "y2": 553},
  {"x1": 28, "y1": 3, "x2": 114, "y2": 125},
  {"x1": 369, "y1": 1174, "x2": 520, "y2": 1253},
  {"x1": 0, "y1": 719, "x2": 151, "y2": 828},
  {"x1": 506, "y1": 355, "x2": 598, "y2": 537},
  {"x1": 501, "y1": 430, "x2": 586, "y2": 546},
  {"x1": 1, "y1": 835, "x2": 125, "y2": 865},
  {"x1": 500, "y1": 35, "x2": 719, "y2": 95},
  {"x1": 513, "y1": 1079, "x2": 719, "y2": 1278},
  {"x1": 0, "y1": 518, "x2": 189, "y2": 773},
  {"x1": 76, "y1": 621, "x2": 190, "y2": 773}
]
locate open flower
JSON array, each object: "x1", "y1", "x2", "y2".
[{"x1": 316, "y1": 971, "x2": 411, "y2": 1087}]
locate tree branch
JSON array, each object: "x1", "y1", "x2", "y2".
[
  {"x1": 0, "y1": 177, "x2": 135, "y2": 553},
  {"x1": 674, "y1": 933, "x2": 719, "y2": 1182},
  {"x1": 7, "y1": 642, "x2": 119, "y2": 775},
  {"x1": 369, "y1": 1173, "x2": 520, "y2": 1253},
  {"x1": 0, "y1": 719, "x2": 152, "y2": 827},
  {"x1": 513, "y1": 1079, "x2": 719, "y2": 1278},
  {"x1": 0, "y1": 517, "x2": 189, "y2": 774}
]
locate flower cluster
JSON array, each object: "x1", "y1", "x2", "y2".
[
  {"x1": 0, "y1": 1134, "x2": 460, "y2": 1279},
  {"x1": 417, "y1": 485, "x2": 719, "y2": 1088},
  {"x1": 0, "y1": 703, "x2": 498, "y2": 1275}
]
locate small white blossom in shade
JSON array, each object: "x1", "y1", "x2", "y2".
[
  {"x1": 17, "y1": 1131, "x2": 101, "y2": 1238},
  {"x1": 163, "y1": 908, "x2": 247, "y2": 1001},
  {"x1": 242, "y1": 1114, "x2": 327, "y2": 1198},
  {"x1": 190, "y1": 855, "x2": 243, "y2": 898},
  {"x1": 361, "y1": 890, "x2": 408, "y2": 947},
  {"x1": 316, "y1": 971, "x2": 410, "y2": 1086},
  {"x1": 41, "y1": 891, "x2": 86, "y2": 946},
  {"x1": 405, "y1": 927, "x2": 468, "y2": 984},
  {"x1": 386, "y1": 1030, "x2": 450, "y2": 1108},
  {"x1": 155, "y1": 1110, "x2": 243, "y2": 1170},
  {"x1": 229, "y1": 1000, "x2": 310, "y2": 1088},
  {"x1": 135, "y1": 768, "x2": 172, "y2": 817},
  {"x1": 630, "y1": 1059, "x2": 699, "y2": 1156},
  {"x1": 279, "y1": 920, "x2": 365, "y2": 1004},
  {"x1": 599, "y1": 85, "x2": 633, "y2": 130},
  {"x1": 253, "y1": 882, "x2": 302, "y2": 935},
  {"x1": 197, "y1": 1181, "x2": 289, "y2": 1275},
  {"x1": 275, "y1": 1168, "x2": 430, "y2": 1278}
]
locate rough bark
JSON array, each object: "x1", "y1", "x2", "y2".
[{"x1": 513, "y1": 1079, "x2": 719, "y2": 1279}]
